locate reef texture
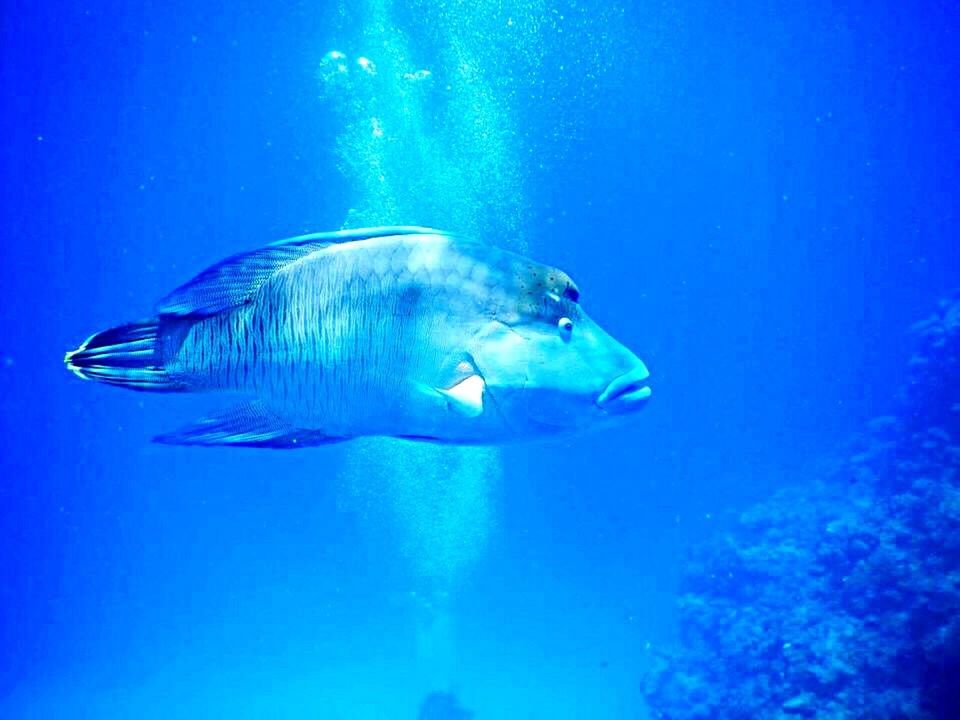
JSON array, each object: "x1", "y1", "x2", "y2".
[{"x1": 645, "y1": 294, "x2": 960, "y2": 720}]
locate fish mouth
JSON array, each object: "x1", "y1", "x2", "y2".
[{"x1": 596, "y1": 365, "x2": 652, "y2": 414}]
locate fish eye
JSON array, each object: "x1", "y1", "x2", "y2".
[{"x1": 558, "y1": 317, "x2": 574, "y2": 338}]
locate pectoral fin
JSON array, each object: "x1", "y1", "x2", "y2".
[
  {"x1": 154, "y1": 402, "x2": 347, "y2": 449},
  {"x1": 438, "y1": 374, "x2": 485, "y2": 418}
]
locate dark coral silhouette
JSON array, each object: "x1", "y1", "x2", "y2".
[{"x1": 645, "y1": 294, "x2": 960, "y2": 720}]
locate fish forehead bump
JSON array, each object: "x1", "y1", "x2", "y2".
[
  {"x1": 487, "y1": 254, "x2": 581, "y2": 322},
  {"x1": 514, "y1": 260, "x2": 578, "y2": 298}
]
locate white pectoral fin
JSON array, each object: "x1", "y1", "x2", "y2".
[{"x1": 438, "y1": 374, "x2": 485, "y2": 418}]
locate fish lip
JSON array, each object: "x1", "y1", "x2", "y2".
[{"x1": 596, "y1": 366, "x2": 652, "y2": 413}]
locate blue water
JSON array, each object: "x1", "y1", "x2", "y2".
[{"x1": 1, "y1": 1, "x2": 957, "y2": 718}]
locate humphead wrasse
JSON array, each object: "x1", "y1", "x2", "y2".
[{"x1": 65, "y1": 227, "x2": 651, "y2": 447}]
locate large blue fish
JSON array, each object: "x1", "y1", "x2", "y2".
[{"x1": 65, "y1": 227, "x2": 651, "y2": 447}]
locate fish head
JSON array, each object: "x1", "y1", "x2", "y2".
[{"x1": 467, "y1": 256, "x2": 651, "y2": 437}]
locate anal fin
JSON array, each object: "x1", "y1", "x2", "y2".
[{"x1": 154, "y1": 402, "x2": 345, "y2": 449}]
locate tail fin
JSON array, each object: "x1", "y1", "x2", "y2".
[{"x1": 65, "y1": 319, "x2": 187, "y2": 392}]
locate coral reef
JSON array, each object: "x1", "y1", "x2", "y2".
[{"x1": 644, "y1": 294, "x2": 960, "y2": 720}]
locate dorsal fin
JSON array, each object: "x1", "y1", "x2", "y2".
[
  {"x1": 156, "y1": 226, "x2": 446, "y2": 318},
  {"x1": 267, "y1": 226, "x2": 443, "y2": 247}
]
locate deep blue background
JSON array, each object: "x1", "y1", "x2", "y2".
[{"x1": 1, "y1": 0, "x2": 957, "y2": 717}]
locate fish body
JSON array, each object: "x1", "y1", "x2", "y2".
[{"x1": 66, "y1": 227, "x2": 650, "y2": 447}]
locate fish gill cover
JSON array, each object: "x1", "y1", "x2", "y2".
[{"x1": 643, "y1": 293, "x2": 960, "y2": 719}]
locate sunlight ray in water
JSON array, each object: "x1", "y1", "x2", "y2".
[{"x1": 325, "y1": 0, "x2": 526, "y2": 679}]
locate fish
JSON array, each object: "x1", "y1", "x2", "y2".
[{"x1": 64, "y1": 226, "x2": 651, "y2": 448}]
